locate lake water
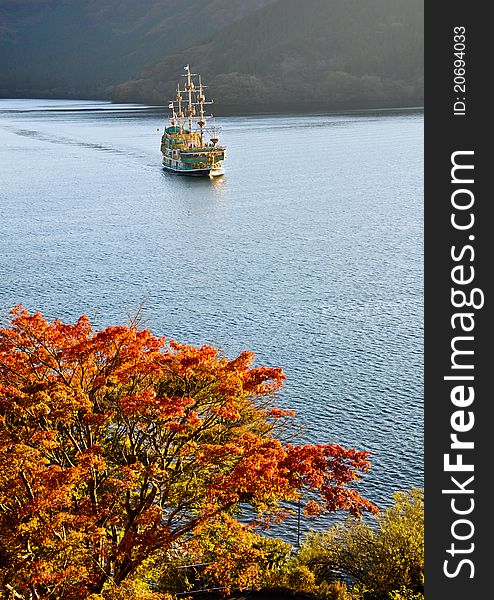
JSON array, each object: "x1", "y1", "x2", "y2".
[{"x1": 0, "y1": 99, "x2": 423, "y2": 542}]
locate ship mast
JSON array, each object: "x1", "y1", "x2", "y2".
[
  {"x1": 185, "y1": 64, "x2": 194, "y2": 132},
  {"x1": 176, "y1": 84, "x2": 184, "y2": 134},
  {"x1": 197, "y1": 75, "x2": 206, "y2": 146}
]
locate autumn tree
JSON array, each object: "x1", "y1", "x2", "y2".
[
  {"x1": 142, "y1": 513, "x2": 294, "y2": 595},
  {"x1": 0, "y1": 307, "x2": 377, "y2": 598}
]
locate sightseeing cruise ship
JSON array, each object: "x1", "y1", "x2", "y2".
[{"x1": 160, "y1": 65, "x2": 225, "y2": 177}]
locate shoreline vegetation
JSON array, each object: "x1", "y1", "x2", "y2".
[{"x1": 0, "y1": 308, "x2": 424, "y2": 599}]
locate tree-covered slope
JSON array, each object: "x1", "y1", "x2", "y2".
[
  {"x1": 0, "y1": 0, "x2": 423, "y2": 110},
  {"x1": 0, "y1": 0, "x2": 275, "y2": 99},
  {"x1": 113, "y1": 0, "x2": 423, "y2": 110}
]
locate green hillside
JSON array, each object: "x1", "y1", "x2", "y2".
[
  {"x1": 0, "y1": 0, "x2": 274, "y2": 99},
  {"x1": 114, "y1": 0, "x2": 424, "y2": 111},
  {"x1": 0, "y1": 0, "x2": 423, "y2": 111}
]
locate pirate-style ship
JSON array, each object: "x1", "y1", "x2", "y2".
[{"x1": 161, "y1": 65, "x2": 225, "y2": 177}]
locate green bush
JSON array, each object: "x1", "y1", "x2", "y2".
[
  {"x1": 261, "y1": 563, "x2": 353, "y2": 599},
  {"x1": 88, "y1": 579, "x2": 173, "y2": 600},
  {"x1": 388, "y1": 588, "x2": 424, "y2": 600},
  {"x1": 296, "y1": 489, "x2": 424, "y2": 599}
]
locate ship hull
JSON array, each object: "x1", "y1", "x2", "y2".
[{"x1": 162, "y1": 163, "x2": 224, "y2": 178}]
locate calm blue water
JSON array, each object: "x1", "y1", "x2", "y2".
[{"x1": 0, "y1": 99, "x2": 423, "y2": 541}]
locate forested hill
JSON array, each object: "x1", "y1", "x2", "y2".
[
  {"x1": 0, "y1": 0, "x2": 275, "y2": 99},
  {"x1": 0, "y1": 0, "x2": 423, "y2": 111},
  {"x1": 113, "y1": 0, "x2": 423, "y2": 111}
]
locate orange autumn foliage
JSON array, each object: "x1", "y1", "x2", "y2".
[
  {"x1": 0, "y1": 306, "x2": 377, "y2": 598},
  {"x1": 151, "y1": 513, "x2": 292, "y2": 594}
]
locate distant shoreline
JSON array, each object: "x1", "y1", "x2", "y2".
[{"x1": 0, "y1": 96, "x2": 424, "y2": 117}]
